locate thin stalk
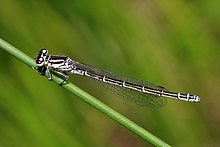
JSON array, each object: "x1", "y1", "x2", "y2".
[{"x1": 0, "y1": 38, "x2": 170, "y2": 147}]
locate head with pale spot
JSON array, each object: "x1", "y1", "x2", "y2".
[
  {"x1": 36, "y1": 49, "x2": 49, "y2": 76},
  {"x1": 36, "y1": 49, "x2": 48, "y2": 66}
]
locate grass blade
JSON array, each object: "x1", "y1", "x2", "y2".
[{"x1": 0, "y1": 37, "x2": 170, "y2": 147}]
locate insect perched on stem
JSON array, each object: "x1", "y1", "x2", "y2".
[{"x1": 36, "y1": 49, "x2": 200, "y2": 109}]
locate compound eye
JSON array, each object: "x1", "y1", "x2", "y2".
[
  {"x1": 36, "y1": 57, "x2": 44, "y2": 64},
  {"x1": 41, "y1": 49, "x2": 48, "y2": 56},
  {"x1": 39, "y1": 57, "x2": 44, "y2": 62}
]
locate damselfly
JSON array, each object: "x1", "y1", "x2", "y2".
[{"x1": 36, "y1": 49, "x2": 200, "y2": 109}]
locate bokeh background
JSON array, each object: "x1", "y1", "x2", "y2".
[{"x1": 0, "y1": 0, "x2": 219, "y2": 146}]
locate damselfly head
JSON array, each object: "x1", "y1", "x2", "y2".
[{"x1": 36, "y1": 49, "x2": 48, "y2": 65}]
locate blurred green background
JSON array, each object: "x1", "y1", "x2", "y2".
[{"x1": 0, "y1": 0, "x2": 219, "y2": 146}]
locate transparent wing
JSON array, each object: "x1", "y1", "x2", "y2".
[{"x1": 77, "y1": 63, "x2": 167, "y2": 109}]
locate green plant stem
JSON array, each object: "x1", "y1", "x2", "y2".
[{"x1": 0, "y1": 38, "x2": 170, "y2": 147}]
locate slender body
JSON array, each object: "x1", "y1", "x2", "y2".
[{"x1": 36, "y1": 49, "x2": 200, "y2": 108}]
